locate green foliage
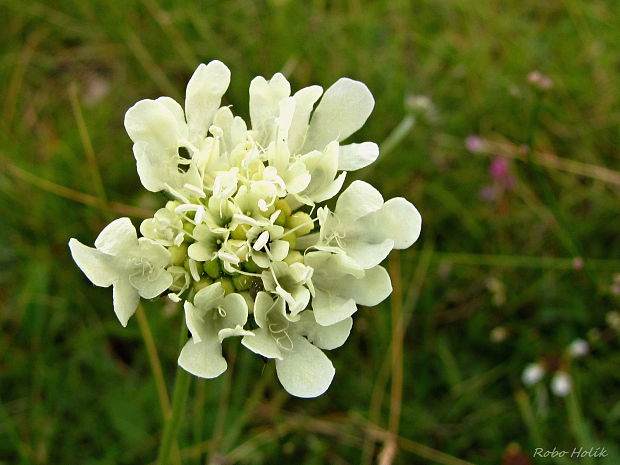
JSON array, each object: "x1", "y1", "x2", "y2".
[{"x1": 1, "y1": 0, "x2": 620, "y2": 463}]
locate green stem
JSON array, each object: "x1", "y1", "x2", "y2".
[{"x1": 156, "y1": 324, "x2": 192, "y2": 465}]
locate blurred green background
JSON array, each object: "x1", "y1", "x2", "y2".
[{"x1": 2, "y1": 1, "x2": 620, "y2": 464}]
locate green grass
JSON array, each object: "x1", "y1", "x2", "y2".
[{"x1": 2, "y1": 0, "x2": 620, "y2": 464}]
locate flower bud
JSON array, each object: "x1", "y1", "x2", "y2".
[
  {"x1": 244, "y1": 258, "x2": 262, "y2": 273},
  {"x1": 284, "y1": 250, "x2": 304, "y2": 265},
  {"x1": 203, "y1": 259, "x2": 221, "y2": 279},
  {"x1": 280, "y1": 230, "x2": 296, "y2": 248},
  {"x1": 233, "y1": 274, "x2": 253, "y2": 291},
  {"x1": 274, "y1": 211, "x2": 287, "y2": 227},
  {"x1": 193, "y1": 277, "x2": 213, "y2": 292},
  {"x1": 218, "y1": 277, "x2": 235, "y2": 295},
  {"x1": 274, "y1": 199, "x2": 292, "y2": 217},
  {"x1": 183, "y1": 222, "x2": 195, "y2": 236},
  {"x1": 168, "y1": 243, "x2": 188, "y2": 266},
  {"x1": 231, "y1": 224, "x2": 248, "y2": 240},
  {"x1": 286, "y1": 212, "x2": 313, "y2": 236}
]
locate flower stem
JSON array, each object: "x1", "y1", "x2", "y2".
[
  {"x1": 156, "y1": 323, "x2": 191, "y2": 465},
  {"x1": 136, "y1": 304, "x2": 171, "y2": 418}
]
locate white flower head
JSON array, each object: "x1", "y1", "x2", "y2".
[
  {"x1": 522, "y1": 363, "x2": 545, "y2": 386},
  {"x1": 568, "y1": 338, "x2": 589, "y2": 358},
  {"x1": 70, "y1": 61, "x2": 422, "y2": 397},
  {"x1": 550, "y1": 371, "x2": 572, "y2": 397}
]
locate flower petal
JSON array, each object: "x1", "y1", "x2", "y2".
[
  {"x1": 241, "y1": 328, "x2": 283, "y2": 360},
  {"x1": 346, "y1": 265, "x2": 392, "y2": 306},
  {"x1": 188, "y1": 242, "x2": 217, "y2": 262},
  {"x1": 68, "y1": 238, "x2": 117, "y2": 287},
  {"x1": 184, "y1": 301, "x2": 208, "y2": 342},
  {"x1": 362, "y1": 197, "x2": 422, "y2": 249},
  {"x1": 275, "y1": 335, "x2": 335, "y2": 398},
  {"x1": 94, "y1": 217, "x2": 138, "y2": 255},
  {"x1": 298, "y1": 312, "x2": 353, "y2": 350},
  {"x1": 338, "y1": 142, "x2": 379, "y2": 171},
  {"x1": 249, "y1": 73, "x2": 291, "y2": 144},
  {"x1": 112, "y1": 278, "x2": 140, "y2": 327},
  {"x1": 130, "y1": 269, "x2": 173, "y2": 299},
  {"x1": 252, "y1": 291, "x2": 279, "y2": 329},
  {"x1": 335, "y1": 180, "x2": 383, "y2": 222},
  {"x1": 178, "y1": 337, "x2": 227, "y2": 379},
  {"x1": 193, "y1": 283, "x2": 226, "y2": 310},
  {"x1": 185, "y1": 61, "x2": 231, "y2": 140},
  {"x1": 288, "y1": 85, "x2": 323, "y2": 153},
  {"x1": 221, "y1": 293, "x2": 249, "y2": 329},
  {"x1": 303, "y1": 78, "x2": 374, "y2": 151},
  {"x1": 345, "y1": 238, "x2": 394, "y2": 269},
  {"x1": 311, "y1": 289, "x2": 357, "y2": 326},
  {"x1": 124, "y1": 99, "x2": 179, "y2": 149}
]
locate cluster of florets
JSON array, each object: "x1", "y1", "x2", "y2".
[{"x1": 69, "y1": 61, "x2": 421, "y2": 397}]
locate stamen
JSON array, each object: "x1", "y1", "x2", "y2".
[
  {"x1": 277, "y1": 217, "x2": 319, "y2": 239},
  {"x1": 164, "y1": 183, "x2": 190, "y2": 204},
  {"x1": 189, "y1": 259, "x2": 201, "y2": 282},
  {"x1": 275, "y1": 332, "x2": 293, "y2": 352},
  {"x1": 276, "y1": 284, "x2": 296, "y2": 308},
  {"x1": 218, "y1": 250, "x2": 240, "y2": 265},
  {"x1": 253, "y1": 231, "x2": 270, "y2": 251},
  {"x1": 183, "y1": 183, "x2": 205, "y2": 197},
  {"x1": 233, "y1": 213, "x2": 261, "y2": 227},
  {"x1": 168, "y1": 293, "x2": 181, "y2": 303},
  {"x1": 194, "y1": 205, "x2": 205, "y2": 225}
]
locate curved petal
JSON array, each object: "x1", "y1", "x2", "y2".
[
  {"x1": 338, "y1": 142, "x2": 379, "y2": 171},
  {"x1": 184, "y1": 301, "x2": 207, "y2": 342},
  {"x1": 345, "y1": 238, "x2": 394, "y2": 269},
  {"x1": 312, "y1": 171, "x2": 346, "y2": 203},
  {"x1": 130, "y1": 269, "x2": 173, "y2": 299},
  {"x1": 94, "y1": 217, "x2": 138, "y2": 255},
  {"x1": 132, "y1": 142, "x2": 170, "y2": 193},
  {"x1": 346, "y1": 265, "x2": 392, "y2": 306},
  {"x1": 185, "y1": 60, "x2": 231, "y2": 140},
  {"x1": 303, "y1": 78, "x2": 374, "y2": 151},
  {"x1": 275, "y1": 335, "x2": 335, "y2": 398},
  {"x1": 311, "y1": 289, "x2": 357, "y2": 326},
  {"x1": 253, "y1": 291, "x2": 280, "y2": 328},
  {"x1": 249, "y1": 73, "x2": 291, "y2": 143},
  {"x1": 112, "y1": 279, "x2": 140, "y2": 327},
  {"x1": 362, "y1": 197, "x2": 422, "y2": 249},
  {"x1": 188, "y1": 242, "x2": 217, "y2": 262},
  {"x1": 68, "y1": 239, "x2": 117, "y2": 287},
  {"x1": 242, "y1": 328, "x2": 283, "y2": 360},
  {"x1": 298, "y1": 312, "x2": 353, "y2": 350},
  {"x1": 335, "y1": 180, "x2": 384, "y2": 222},
  {"x1": 124, "y1": 99, "x2": 179, "y2": 149},
  {"x1": 288, "y1": 85, "x2": 323, "y2": 153},
  {"x1": 221, "y1": 293, "x2": 249, "y2": 329},
  {"x1": 137, "y1": 238, "x2": 171, "y2": 269},
  {"x1": 194, "y1": 283, "x2": 226, "y2": 310},
  {"x1": 178, "y1": 337, "x2": 227, "y2": 379}
]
